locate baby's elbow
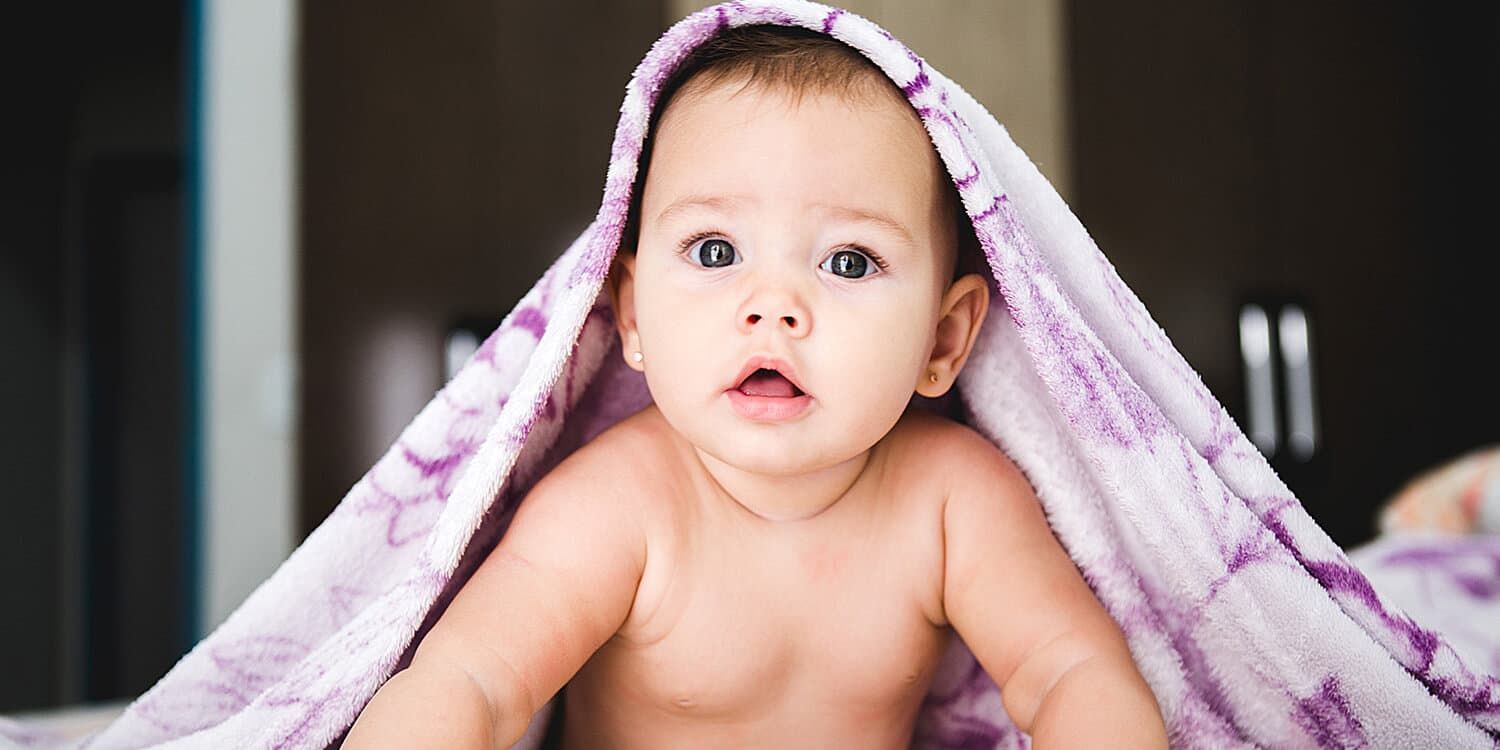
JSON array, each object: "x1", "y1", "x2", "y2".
[
  {"x1": 418, "y1": 646, "x2": 538, "y2": 748},
  {"x1": 1022, "y1": 654, "x2": 1167, "y2": 749},
  {"x1": 344, "y1": 663, "x2": 500, "y2": 749}
]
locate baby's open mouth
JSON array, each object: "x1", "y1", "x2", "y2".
[{"x1": 736, "y1": 368, "x2": 805, "y2": 398}]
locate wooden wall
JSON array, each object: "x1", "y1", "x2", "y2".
[{"x1": 298, "y1": 3, "x2": 664, "y2": 530}]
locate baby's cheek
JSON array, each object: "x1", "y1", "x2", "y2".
[
  {"x1": 638, "y1": 283, "x2": 713, "y2": 338},
  {"x1": 865, "y1": 311, "x2": 938, "y2": 364},
  {"x1": 837, "y1": 316, "x2": 931, "y2": 398}
]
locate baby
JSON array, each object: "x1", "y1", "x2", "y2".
[{"x1": 345, "y1": 25, "x2": 1166, "y2": 749}]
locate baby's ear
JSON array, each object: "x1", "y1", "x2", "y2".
[
  {"x1": 607, "y1": 252, "x2": 644, "y2": 371},
  {"x1": 918, "y1": 273, "x2": 990, "y2": 397}
]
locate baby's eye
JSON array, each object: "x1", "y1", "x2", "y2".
[
  {"x1": 689, "y1": 238, "x2": 738, "y2": 268},
  {"x1": 820, "y1": 248, "x2": 879, "y2": 279}
]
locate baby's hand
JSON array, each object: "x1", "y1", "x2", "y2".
[{"x1": 937, "y1": 427, "x2": 1167, "y2": 749}]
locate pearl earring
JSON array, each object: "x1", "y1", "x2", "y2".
[{"x1": 632, "y1": 351, "x2": 643, "y2": 363}]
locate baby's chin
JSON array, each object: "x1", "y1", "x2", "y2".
[
  {"x1": 646, "y1": 388, "x2": 906, "y2": 477},
  {"x1": 682, "y1": 421, "x2": 879, "y2": 478},
  {"x1": 709, "y1": 445, "x2": 849, "y2": 478}
]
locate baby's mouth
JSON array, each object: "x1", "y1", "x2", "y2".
[{"x1": 736, "y1": 368, "x2": 805, "y2": 398}]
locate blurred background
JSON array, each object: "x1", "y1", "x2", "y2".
[{"x1": 2, "y1": 0, "x2": 1496, "y2": 718}]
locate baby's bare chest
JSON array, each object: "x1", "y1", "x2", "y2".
[{"x1": 575, "y1": 492, "x2": 951, "y2": 724}]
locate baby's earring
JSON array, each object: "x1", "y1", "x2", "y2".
[
  {"x1": 928, "y1": 371, "x2": 939, "y2": 384},
  {"x1": 632, "y1": 351, "x2": 644, "y2": 364}
]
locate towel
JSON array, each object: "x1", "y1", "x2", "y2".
[
  {"x1": 8, "y1": 2, "x2": 1497, "y2": 747},
  {"x1": 1348, "y1": 534, "x2": 1500, "y2": 685}
]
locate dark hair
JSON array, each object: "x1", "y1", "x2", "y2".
[{"x1": 619, "y1": 24, "x2": 982, "y2": 282}]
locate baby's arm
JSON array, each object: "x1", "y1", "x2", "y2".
[
  {"x1": 939, "y1": 430, "x2": 1167, "y2": 749},
  {"x1": 343, "y1": 450, "x2": 647, "y2": 749}
]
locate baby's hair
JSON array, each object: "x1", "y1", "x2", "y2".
[{"x1": 620, "y1": 24, "x2": 983, "y2": 283}]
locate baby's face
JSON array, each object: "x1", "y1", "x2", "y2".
[{"x1": 614, "y1": 78, "x2": 960, "y2": 477}]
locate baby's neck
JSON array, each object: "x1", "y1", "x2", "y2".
[{"x1": 690, "y1": 445, "x2": 876, "y2": 523}]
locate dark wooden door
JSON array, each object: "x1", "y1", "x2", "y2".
[{"x1": 1067, "y1": 1, "x2": 1500, "y2": 547}]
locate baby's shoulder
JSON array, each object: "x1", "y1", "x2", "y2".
[
  {"x1": 544, "y1": 404, "x2": 684, "y2": 504},
  {"x1": 883, "y1": 409, "x2": 1014, "y2": 466},
  {"x1": 884, "y1": 408, "x2": 977, "y2": 445},
  {"x1": 880, "y1": 409, "x2": 1026, "y2": 496}
]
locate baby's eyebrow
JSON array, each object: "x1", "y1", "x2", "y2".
[
  {"x1": 812, "y1": 202, "x2": 914, "y2": 246},
  {"x1": 654, "y1": 193, "x2": 749, "y2": 226},
  {"x1": 655, "y1": 194, "x2": 913, "y2": 245}
]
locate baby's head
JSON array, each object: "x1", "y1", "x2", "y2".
[{"x1": 609, "y1": 24, "x2": 990, "y2": 477}]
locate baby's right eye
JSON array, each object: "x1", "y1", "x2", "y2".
[{"x1": 688, "y1": 237, "x2": 738, "y2": 268}]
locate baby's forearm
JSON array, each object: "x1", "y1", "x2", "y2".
[
  {"x1": 1029, "y1": 656, "x2": 1167, "y2": 749},
  {"x1": 342, "y1": 662, "x2": 524, "y2": 749}
]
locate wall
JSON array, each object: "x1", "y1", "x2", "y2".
[
  {"x1": 298, "y1": 3, "x2": 665, "y2": 531},
  {"x1": 202, "y1": 0, "x2": 298, "y2": 631}
]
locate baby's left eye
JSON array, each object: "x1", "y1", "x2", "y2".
[{"x1": 820, "y1": 249, "x2": 879, "y2": 279}]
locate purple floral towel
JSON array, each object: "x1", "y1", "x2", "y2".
[{"x1": 7, "y1": 2, "x2": 1497, "y2": 748}]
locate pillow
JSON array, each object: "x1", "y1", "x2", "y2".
[{"x1": 1379, "y1": 445, "x2": 1500, "y2": 534}]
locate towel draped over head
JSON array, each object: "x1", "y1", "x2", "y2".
[{"x1": 13, "y1": 2, "x2": 1497, "y2": 747}]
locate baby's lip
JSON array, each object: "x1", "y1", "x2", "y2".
[{"x1": 730, "y1": 356, "x2": 810, "y2": 398}]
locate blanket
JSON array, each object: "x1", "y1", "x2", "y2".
[
  {"x1": 7, "y1": 2, "x2": 1497, "y2": 747},
  {"x1": 1347, "y1": 534, "x2": 1500, "y2": 685}
]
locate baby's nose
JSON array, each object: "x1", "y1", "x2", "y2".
[
  {"x1": 744, "y1": 311, "x2": 801, "y2": 330},
  {"x1": 738, "y1": 294, "x2": 811, "y2": 338}
]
